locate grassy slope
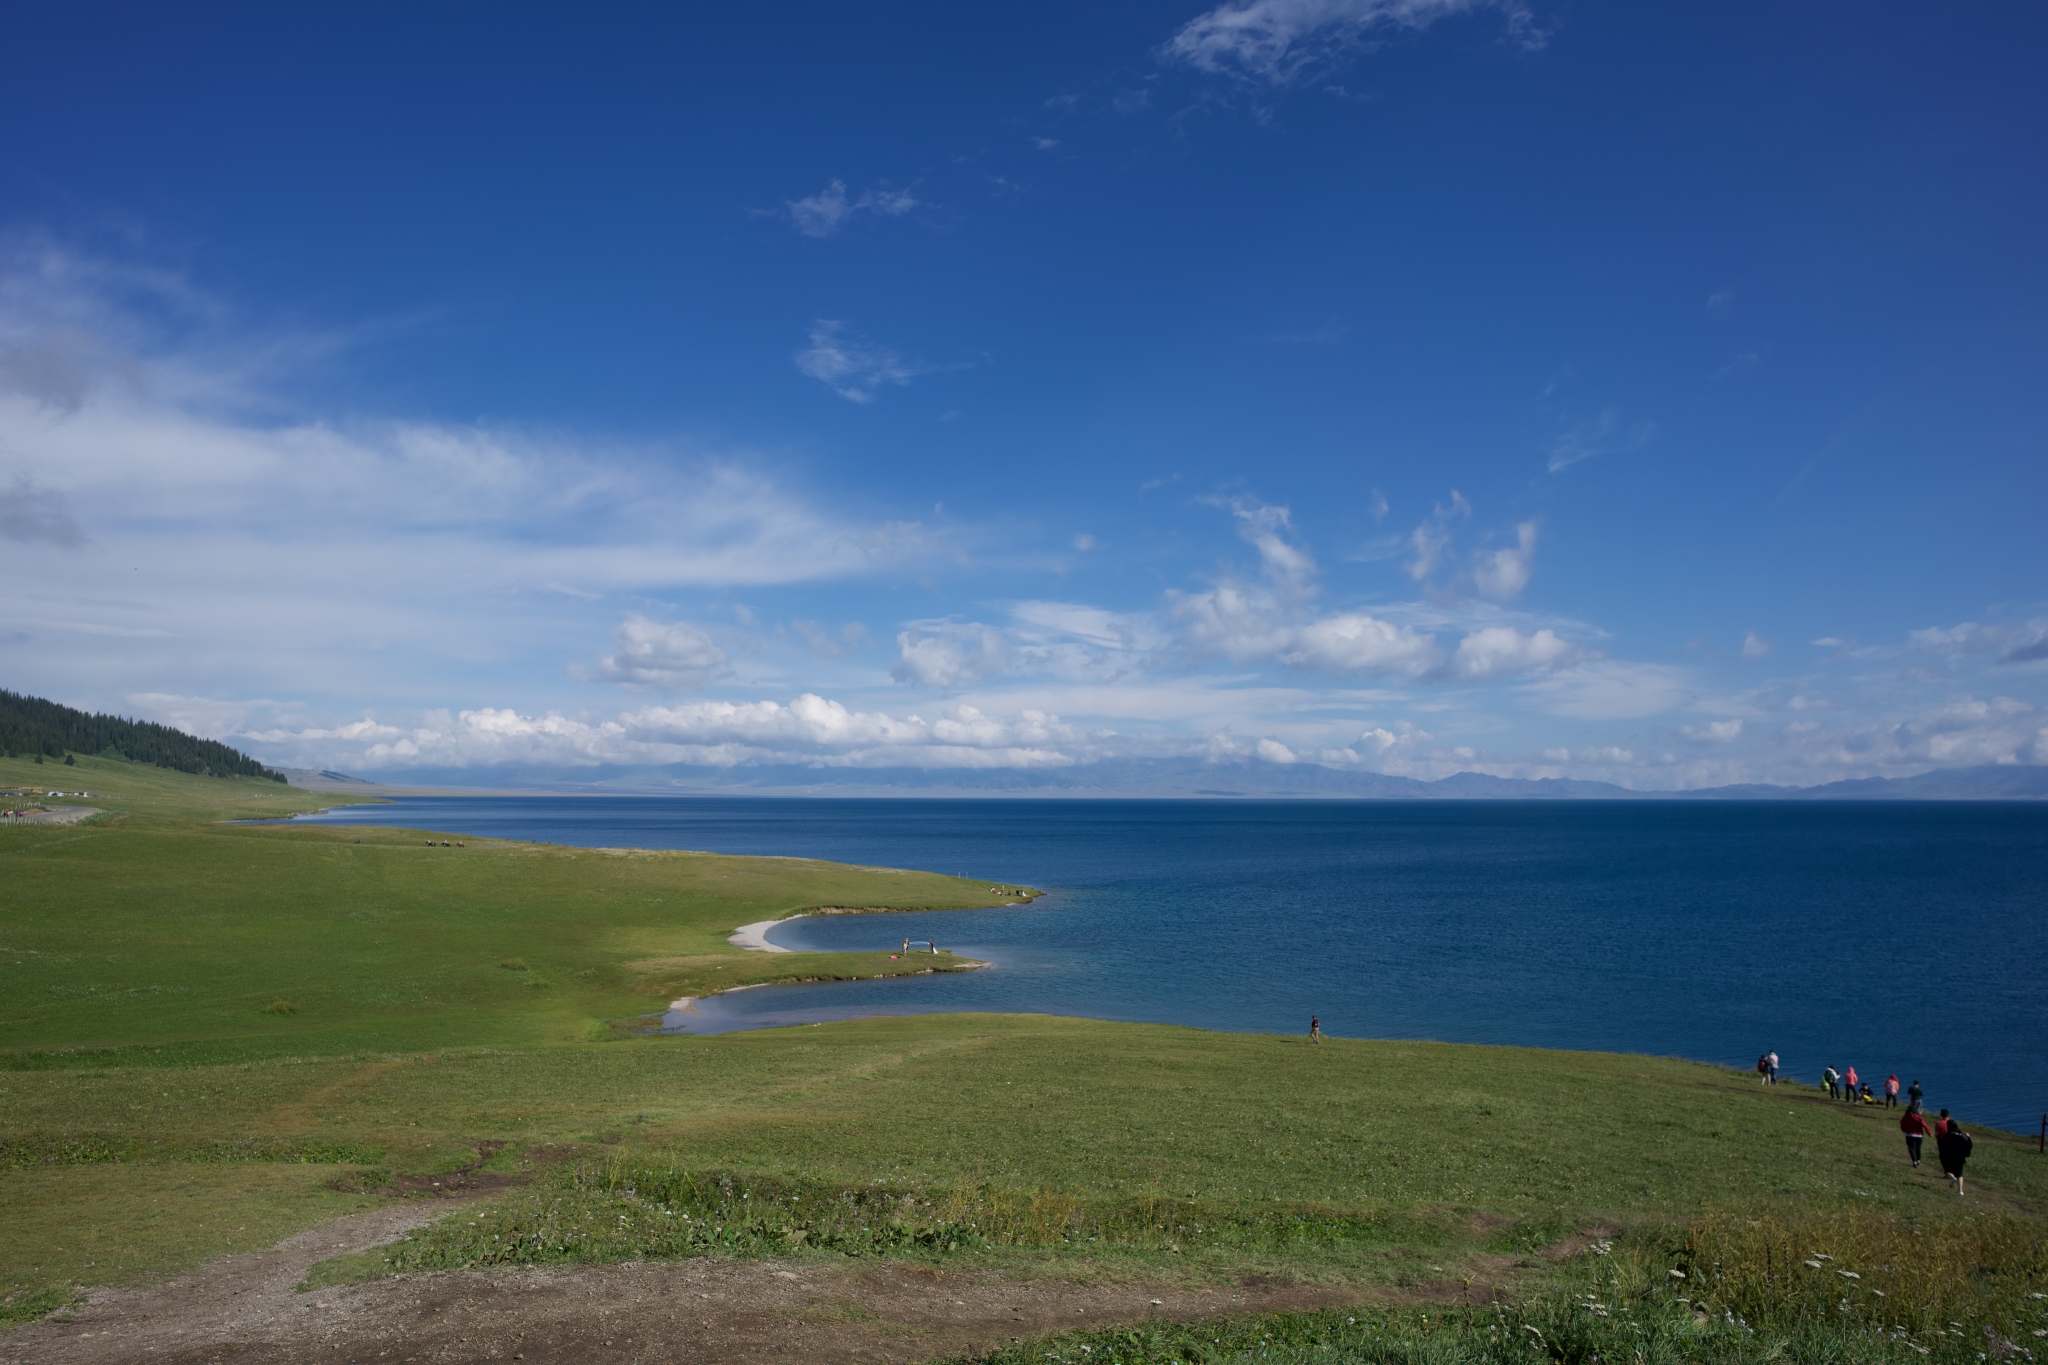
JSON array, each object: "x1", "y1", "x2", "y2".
[
  {"x1": 1, "y1": 756, "x2": 2042, "y2": 1341},
  {"x1": 0, "y1": 753, "x2": 1010, "y2": 1060}
]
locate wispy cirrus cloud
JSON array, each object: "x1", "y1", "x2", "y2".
[
  {"x1": 784, "y1": 179, "x2": 919, "y2": 238},
  {"x1": 0, "y1": 245, "x2": 954, "y2": 712},
  {"x1": 794, "y1": 320, "x2": 956, "y2": 403},
  {"x1": 1161, "y1": 0, "x2": 1540, "y2": 86},
  {"x1": 1547, "y1": 408, "x2": 1652, "y2": 473}
]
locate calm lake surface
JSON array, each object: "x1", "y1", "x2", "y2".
[{"x1": 285, "y1": 796, "x2": 2048, "y2": 1133}]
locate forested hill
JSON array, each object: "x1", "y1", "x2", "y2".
[{"x1": 0, "y1": 689, "x2": 285, "y2": 782}]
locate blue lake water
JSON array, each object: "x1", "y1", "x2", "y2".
[{"x1": 283, "y1": 796, "x2": 2048, "y2": 1134}]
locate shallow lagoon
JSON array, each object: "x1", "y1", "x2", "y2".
[{"x1": 286, "y1": 796, "x2": 2048, "y2": 1133}]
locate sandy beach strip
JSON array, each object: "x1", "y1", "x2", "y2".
[{"x1": 727, "y1": 917, "x2": 801, "y2": 952}]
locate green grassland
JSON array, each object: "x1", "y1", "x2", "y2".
[{"x1": 2, "y1": 754, "x2": 2043, "y2": 1359}]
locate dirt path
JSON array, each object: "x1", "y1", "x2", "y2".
[
  {"x1": 2, "y1": 805, "x2": 101, "y2": 826},
  {"x1": 0, "y1": 1205, "x2": 1481, "y2": 1365}
]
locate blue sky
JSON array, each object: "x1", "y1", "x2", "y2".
[{"x1": 2, "y1": 0, "x2": 2044, "y2": 787}]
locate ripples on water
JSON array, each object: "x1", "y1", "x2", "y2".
[{"x1": 286, "y1": 796, "x2": 2048, "y2": 1133}]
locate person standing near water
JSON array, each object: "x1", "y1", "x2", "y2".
[
  {"x1": 1309, "y1": 1015, "x2": 1322, "y2": 1043},
  {"x1": 1884, "y1": 1074, "x2": 1899, "y2": 1108},
  {"x1": 1823, "y1": 1066, "x2": 1839, "y2": 1099},
  {"x1": 1908, "y1": 1079, "x2": 1923, "y2": 1107},
  {"x1": 1900, "y1": 1104, "x2": 1931, "y2": 1168},
  {"x1": 1936, "y1": 1114, "x2": 1973, "y2": 1194},
  {"x1": 1767, "y1": 1051, "x2": 1779, "y2": 1085}
]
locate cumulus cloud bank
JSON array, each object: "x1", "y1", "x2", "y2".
[{"x1": 244, "y1": 694, "x2": 1088, "y2": 772}]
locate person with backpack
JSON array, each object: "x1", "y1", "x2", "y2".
[
  {"x1": 1885, "y1": 1074, "x2": 1900, "y2": 1108},
  {"x1": 1936, "y1": 1114, "x2": 1973, "y2": 1195},
  {"x1": 1899, "y1": 1104, "x2": 1932, "y2": 1168},
  {"x1": 1822, "y1": 1066, "x2": 1839, "y2": 1099},
  {"x1": 1757, "y1": 1053, "x2": 1770, "y2": 1084}
]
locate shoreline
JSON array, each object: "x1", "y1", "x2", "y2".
[{"x1": 727, "y1": 917, "x2": 802, "y2": 952}]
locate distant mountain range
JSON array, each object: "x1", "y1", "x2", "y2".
[{"x1": 295, "y1": 757, "x2": 2048, "y2": 800}]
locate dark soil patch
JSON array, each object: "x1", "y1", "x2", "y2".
[{"x1": 1539, "y1": 1220, "x2": 1626, "y2": 1261}]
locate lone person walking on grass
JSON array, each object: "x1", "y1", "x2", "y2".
[
  {"x1": 1309, "y1": 1015, "x2": 1322, "y2": 1043},
  {"x1": 1936, "y1": 1114, "x2": 1973, "y2": 1195},
  {"x1": 1900, "y1": 1103, "x2": 1931, "y2": 1168}
]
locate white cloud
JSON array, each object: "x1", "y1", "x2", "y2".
[
  {"x1": 794, "y1": 320, "x2": 942, "y2": 403},
  {"x1": 1161, "y1": 0, "x2": 1535, "y2": 85},
  {"x1": 1520, "y1": 662, "x2": 1688, "y2": 719},
  {"x1": 1683, "y1": 718, "x2": 1744, "y2": 742},
  {"x1": 0, "y1": 251, "x2": 956, "y2": 713},
  {"x1": 1471, "y1": 519, "x2": 1538, "y2": 600},
  {"x1": 1286, "y1": 613, "x2": 1441, "y2": 675},
  {"x1": 893, "y1": 622, "x2": 1012, "y2": 689},
  {"x1": 593, "y1": 616, "x2": 730, "y2": 690},
  {"x1": 0, "y1": 475, "x2": 86, "y2": 545},
  {"x1": 785, "y1": 179, "x2": 919, "y2": 238},
  {"x1": 1449, "y1": 625, "x2": 1576, "y2": 680},
  {"x1": 1906, "y1": 617, "x2": 2048, "y2": 666},
  {"x1": 240, "y1": 693, "x2": 1093, "y2": 772},
  {"x1": 1170, "y1": 500, "x2": 1319, "y2": 662},
  {"x1": 1009, "y1": 600, "x2": 1156, "y2": 653},
  {"x1": 893, "y1": 602, "x2": 1167, "y2": 691},
  {"x1": 1742, "y1": 630, "x2": 1772, "y2": 660},
  {"x1": 1779, "y1": 695, "x2": 2047, "y2": 775},
  {"x1": 1404, "y1": 491, "x2": 1468, "y2": 582},
  {"x1": 1255, "y1": 737, "x2": 1297, "y2": 764}
]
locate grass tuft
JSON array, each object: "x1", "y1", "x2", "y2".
[
  {"x1": 950, "y1": 1209, "x2": 2048, "y2": 1364},
  {"x1": 0, "y1": 1286, "x2": 73, "y2": 1328}
]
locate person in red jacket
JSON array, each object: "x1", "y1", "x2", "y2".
[
  {"x1": 1844, "y1": 1065, "x2": 1859, "y2": 1102},
  {"x1": 1899, "y1": 1104, "x2": 1932, "y2": 1167}
]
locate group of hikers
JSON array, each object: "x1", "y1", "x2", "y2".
[{"x1": 1758, "y1": 1051, "x2": 1975, "y2": 1194}]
